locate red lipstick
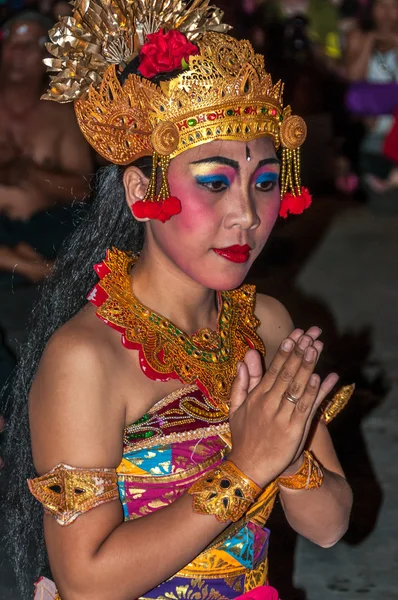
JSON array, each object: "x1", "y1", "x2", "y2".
[{"x1": 212, "y1": 244, "x2": 252, "y2": 263}]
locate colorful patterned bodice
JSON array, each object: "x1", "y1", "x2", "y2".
[{"x1": 116, "y1": 384, "x2": 278, "y2": 600}]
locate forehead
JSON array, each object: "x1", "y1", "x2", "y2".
[
  {"x1": 176, "y1": 137, "x2": 277, "y2": 164},
  {"x1": 5, "y1": 21, "x2": 46, "y2": 44}
]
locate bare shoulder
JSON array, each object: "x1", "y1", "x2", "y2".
[
  {"x1": 255, "y1": 293, "x2": 294, "y2": 365},
  {"x1": 33, "y1": 306, "x2": 108, "y2": 388},
  {"x1": 29, "y1": 306, "x2": 125, "y2": 474}
]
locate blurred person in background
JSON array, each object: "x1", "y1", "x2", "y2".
[
  {"x1": 51, "y1": 0, "x2": 72, "y2": 20},
  {"x1": 0, "y1": 11, "x2": 93, "y2": 356},
  {"x1": 260, "y1": 0, "x2": 344, "y2": 66},
  {"x1": 346, "y1": 0, "x2": 398, "y2": 203},
  {"x1": 257, "y1": 0, "x2": 359, "y2": 195}
]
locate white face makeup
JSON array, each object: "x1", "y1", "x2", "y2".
[{"x1": 141, "y1": 137, "x2": 281, "y2": 292}]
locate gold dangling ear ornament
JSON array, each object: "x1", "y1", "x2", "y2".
[
  {"x1": 279, "y1": 116, "x2": 312, "y2": 219},
  {"x1": 132, "y1": 122, "x2": 182, "y2": 224}
]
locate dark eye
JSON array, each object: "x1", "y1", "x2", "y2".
[
  {"x1": 195, "y1": 175, "x2": 229, "y2": 193},
  {"x1": 255, "y1": 180, "x2": 278, "y2": 192},
  {"x1": 199, "y1": 180, "x2": 228, "y2": 193}
]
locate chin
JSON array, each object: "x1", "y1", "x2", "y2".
[{"x1": 187, "y1": 263, "x2": 251, "y2": 292}]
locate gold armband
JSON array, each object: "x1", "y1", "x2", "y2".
[
  {"x1": 188, "y1": 460, "x2": 262, "y2": 523},
  {"x1": 28, "y1": 463, "x2": 119, "y2": 526},
  {"x1": 277, "y1": 451, "x2": 324, "y2": 490}
]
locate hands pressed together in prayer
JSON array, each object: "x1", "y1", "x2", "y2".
[{"x1": 228, "y1": 326, "x2": 338, "y2": 488}]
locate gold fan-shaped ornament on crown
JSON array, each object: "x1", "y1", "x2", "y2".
[
  {"x1": 74, "y1": 32, "x2": 294, "y2": 164},
  {"x1": 43, "y1": 0, "x2": 230, "y2": 103}
]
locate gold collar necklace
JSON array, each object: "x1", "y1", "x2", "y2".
[{"x1": 88, "y1": 247, "x2": 264, "y2": 414}]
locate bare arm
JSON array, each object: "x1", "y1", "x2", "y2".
[
  {"x1": 256, "y1": 294, "x2": 352, "y2": 547},
  {"x1": 278, "y1": 421, "x2": 352, "y2": 548},
  {"x1": 30, "y1": 329, "x2": 229, "y2": 600},
  {"x1": 345, "y1": 29, "x2": 375, "y2": 81}
]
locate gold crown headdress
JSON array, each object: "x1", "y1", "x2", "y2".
[{"x1": 43, "y1": 0, "x2": 311, "y2": 221}]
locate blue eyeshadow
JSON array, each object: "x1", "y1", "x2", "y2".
[
  {"x1": 255, "y1": 172, "x2": 279, "y2": 184},
  {"x1": 195, "y1": 174, "x2": 230, "y2": 185}
]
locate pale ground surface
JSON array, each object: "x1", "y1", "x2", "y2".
[
  {"x1": 292, "y1": 206, "x2": 398, "y2": 600},
  {"x1": 0, "y1": 199, "x2": 397, "y2": 599}
]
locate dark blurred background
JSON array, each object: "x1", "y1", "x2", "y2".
[{"x1": 0, "y1": 1, "x2": 397, "y2": 599}]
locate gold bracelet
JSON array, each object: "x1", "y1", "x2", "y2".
[
  {"x1": 188, "y1": 460, "x2": 262, "y2": 523},
  {"x1": 277, "y1": 451, "x2": 324, "y2": 490}
]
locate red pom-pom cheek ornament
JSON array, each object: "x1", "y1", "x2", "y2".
[
  {"x1": 158, "y1": 196, "x2": 182, "y2": 222},
  {"x1": 131, "y1": 153, "x2": 182, "y2": 224},
  {"x1": 279, "y1": 143, "x2": 312, "y2": 218},
  {"x1": 132, "y1": 200, "x2": 163, "y2": 220},
  {"x1": 279, "y1": 187, "x2": 312, "y2": 219}
]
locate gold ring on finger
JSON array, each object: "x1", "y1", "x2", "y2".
[{"x1": 282, "y1": 391, "x2": 301, "y2": 404}]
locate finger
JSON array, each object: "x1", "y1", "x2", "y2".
[
  {"x1": 243, "y1": 349, "x2": 263, "y2": 394},
  {"x1": 292, "y1": 373, "x2": 322, "y2": 422},
  {"x1": 262, "y1": 337, "x2": 296, "y2": 390},
  {"x1": 278, "y1": 345, "x2": 318, "y2": 414},
  {"x1": 302, "y1": 326, "x2": 322, "y2": 342},
  {"x1": 313, "y1": 341, "x2": 323, "y2": 362},
  {"x1": 288, "y1": 328, "x2": 304, "y2": 343},
  {"x1": 297, "y1": 373, "x2": 340, "y2": 445},
  {"x1": 289, "y1": 326, "x2": 322, "y2": 344},
  {"x1": 269, "y1": 334, "x2": 315, "y2": 399},
  {"x1": 315, "y1": 372, "x2": 340, "y2": 406},
  {"x1": 229, "y1": 362, "x2": 250, "y2": 418},
  {"x1": 296, "y1": 373, "x2": 337, "y2": 445}
]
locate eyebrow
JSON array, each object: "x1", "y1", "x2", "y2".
[
  {"x1": 190, "y1": 156, "x2": 239, "y2": 169},
  {"x1": 256, "y1": 158, "x2": 281, "y2": 169},
  {"x1": 189, "y1": 156, "x2": 280, "y2": 171}
]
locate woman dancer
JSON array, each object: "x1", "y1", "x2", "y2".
[{"x1": 4, "y1": 1, "x2": 353, "y2": 598}]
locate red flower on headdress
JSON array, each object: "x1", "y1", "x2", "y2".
[
  {"x1": 139, "y1": 29, "x2": 199, "y2": 79},
  {"x1": 279, "y1": 187, "x2": 312, "y2": 218}
]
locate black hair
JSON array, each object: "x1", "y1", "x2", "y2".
[{"x1": 1, "y1": 162, "x2": 149, "y2": 598}]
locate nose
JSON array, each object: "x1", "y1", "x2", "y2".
[{"x1": 224, "y1": 187, "x2": 260, "y2": 231}]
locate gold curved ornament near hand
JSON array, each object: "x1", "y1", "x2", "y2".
[{"x1": 322, "y1": 384, "x2": 355, "y2": 425}]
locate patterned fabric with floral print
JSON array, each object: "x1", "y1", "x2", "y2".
[{"x1": 116, "y1": 385, "x2": 277, "y2": 599}]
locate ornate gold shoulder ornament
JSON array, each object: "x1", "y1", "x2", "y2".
[
  {"x1": 43, "y1": 0, "x2": 311, "y2": 221},
  {"x1": 28, "y1": 463, "x2": 119, "y2": 526}
]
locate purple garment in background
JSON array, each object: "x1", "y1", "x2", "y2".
[{"x1": 346, "y1": 82, "x2": 398, "y2": 116}]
